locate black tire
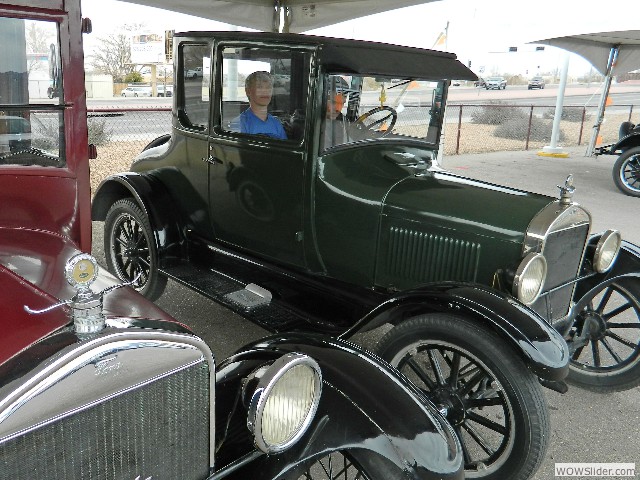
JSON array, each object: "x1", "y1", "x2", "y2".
[
  {"x1": 104, "y1": 198, "x2": 167, "y2": 301},
  {"x1": 567, "y1": 278, "x2": 640, "y2": 391},
  {"x1": 376, "y1": 314, "x2": 549, "y2": 480},
  {"x1": 293, "y1": 449, "x2": 405, "y2": 480},
  {"x1": 612, "y1": 146, "x2": 640, "y2": 197}
]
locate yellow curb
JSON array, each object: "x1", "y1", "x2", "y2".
[{"x1": 537, "y1": 151, "x2": 570, "y2": 158}]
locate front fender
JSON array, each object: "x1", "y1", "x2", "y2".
[
  {"x1": 214, "y1": 333, "x2": 463, "y2": 480},
  {"x1": 91, "y1": 173, "x2": 184, "y2": 261},
  {"x1": 342, "y1": 283, "x2": 569, "y2": 381},
  {"x1": 610, "y1": 134, "x2": 640, "y2": 153},
  {"x1": 574, "y1": 240, "x2": 640, "y2": 301}
]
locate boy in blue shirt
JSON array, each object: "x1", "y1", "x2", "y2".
[{"x1": 231, "y1": 71, "x2": 287, "y2": 140}]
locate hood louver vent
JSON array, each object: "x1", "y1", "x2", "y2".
[{"x1": 387, "y1": 227, "x2": 480, "y2": 284}]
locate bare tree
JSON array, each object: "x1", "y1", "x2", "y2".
[
  {"x1": 89, "y1": 23, "x2": 146, "y2": 83},
  {"x1": 25, "y1": 21, "x2": 55, "y2": 74}
]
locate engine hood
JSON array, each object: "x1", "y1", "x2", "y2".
[
  {"x1": 0, "y1": 227, "x2": 181, "y2": 365},
  {"x1": 382, "y1": 171, "x2": 554, "y2": 243}
]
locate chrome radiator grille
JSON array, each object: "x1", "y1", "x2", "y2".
[
  {"x1": 0, "y1": 362, "x2": 210, "y2": 480},
  {"x1": 531, "y1": 224, "x2": 590, "y2": 321}
]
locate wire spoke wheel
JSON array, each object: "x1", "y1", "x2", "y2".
[
  {"x1": 104, "y1": 198, "x2": 167, "y2": 301},
  {"x1": 376, "y1": 314, "x2": 549, "y2": 480},
  {"x1": 568, "y1": 279, "x2": 640, "y2": 390},
  {"x1": 396, "y1": 343, "x2": 512, "y2": 474},
  {"x1": 613, "y1": 147, "x2": 640, "y2": 197},
  {"x1": 111, "y1": 213, "x2": 150, "y2": 287},
  {"x1": 298, "y1": 451, "x2": 372, "y2": 480}
]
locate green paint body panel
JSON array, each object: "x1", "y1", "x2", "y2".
[{"x1": 315, "y1": 142, "x2": 553, "y2": 289}]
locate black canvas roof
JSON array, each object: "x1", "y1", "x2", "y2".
[{"x1": 178, "y1": 31, "x2": 477, "y2": 81}]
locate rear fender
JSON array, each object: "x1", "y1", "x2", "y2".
[
  {"x1": 91, "y1": 173, "x2": 184, "y2": 262},
  {"x1": 341, "y1": 283, "x2": 569, "y2": 381},
  {"x1": 214, "y1": 333, "x2": 463, "y2": 479}
]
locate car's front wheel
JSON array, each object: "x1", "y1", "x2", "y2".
[
  {"x1": 292, "y1": 449, "x2": 407, "y2": 480},
  {"x1": 376, "y1": 313, "x2": 549, "y2": 480},
  {"x1": 567, "y1": 277, "x2": 640, "y2": 391},
  {"x1": 104, "y1": 198, "x2": 167, "y2": 301}
]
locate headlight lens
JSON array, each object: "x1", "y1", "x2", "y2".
[
  {"x1": 593, "y1": 230, "x2": 621, "y2": 273},
  {"x1": 248, "y1": 353, "x2": 322, "y2": 453},
  {"x1": 513, "y1": 253, "x2": 547, "y2": 305}
]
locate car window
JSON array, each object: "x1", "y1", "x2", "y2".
[
  {"x1": 218, "y1": 45, "x2": 311, "y2": 143},
  {"x1": 321, "y1": 74, "x2": 445, "y2": 151},
  {"x1": 0, "y1": 18, "x2": 65, "y2": 167},
  {"x1": 178, "y1": 43, "x2": 211, "y2": 131}
]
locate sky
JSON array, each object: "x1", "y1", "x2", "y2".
[{"x1": 80, "y1": 0, "x2": 640, "y2": 78}]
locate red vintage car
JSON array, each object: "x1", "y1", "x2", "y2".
[{"x1": 0, "y1": 2, "x2": 464, "y2": 479}]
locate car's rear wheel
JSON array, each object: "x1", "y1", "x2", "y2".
[
  {"x1": 104, "y1": 198, "x2": 167, "y2": 301},
  {"x1": 612, "y1": 146, "x2": 640, "y2": 197},
  {"x1": 567, "y1": 277, "x2": 640, "y2": 391},
  {"x1": 376, "y1": 313, "x2": 549, "y2": 480}
]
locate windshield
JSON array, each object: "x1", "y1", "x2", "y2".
[
  {"x1": 0, "y1": 17, "x2": 65, "y2": 167},
  {"x1": 321, "y1": 74, "x2": 445, "y2": 151}
]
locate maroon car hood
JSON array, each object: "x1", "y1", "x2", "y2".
[{"x1": 0, "y1": 227, "x2": 181, "y2": 365}]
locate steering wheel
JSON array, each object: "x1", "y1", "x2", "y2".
[{"x1": 353, "y1": 106, "x2": 398, "y2": 138}]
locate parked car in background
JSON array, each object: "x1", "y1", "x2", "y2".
[
  {"x1": 157, "y1": 84, "x2": 173, "y2": 97},
  {"x1": 0, "y1": 4, "x2": 466, "y2": 480},
  {"x1": 528, "y1": 76, "x2": 546, "y2": 89},
  {"x1": 186, "y1": 66, "x2": 203, "y2": 78},
  {"x1": 485, "y1": 76, "x2": 507, "y2": 89},
  {"x1": 474, "y1": 77, "x2": 486, "y2": 87},
  {"x1": 121, "y1": 85, "x2": 152, "y2": 97},
  {"x1": 0, "y1": 115, "x2": 31, "y2": 153}
]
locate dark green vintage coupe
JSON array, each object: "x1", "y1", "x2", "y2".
[{"x1": 93, "y1": 31, "x2": 640, "y2": 480}]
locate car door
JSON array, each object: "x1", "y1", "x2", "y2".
[{"x1": 207, "y1": 42, "x2": 312, "y2": 268}]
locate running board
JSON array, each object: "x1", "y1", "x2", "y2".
[{"x1": 161, "y1": 261, "x2": 312, "y2": 332}]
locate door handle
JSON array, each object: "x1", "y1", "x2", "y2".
[{"x1": 202, "y1": 155, "x2": 223, "y2": 165}]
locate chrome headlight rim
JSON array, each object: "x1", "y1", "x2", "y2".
[
  {"x1": 513, "y1": 253, "x2": 547, "y2": 305},
  {"x1": 248, "y1": 353, "x2": 322, "y2": 454},
  {"x1": 593, "y1": 229, "x2": 622, "y2": 273}
]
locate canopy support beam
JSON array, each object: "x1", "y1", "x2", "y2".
[
  {"x1": 272, "y1": 1, "x2": 292, "y2": 33},
  {"x1": 586, "y1": 45, "x2": 619, "y2": 156}
]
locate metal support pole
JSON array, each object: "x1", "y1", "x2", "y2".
[
  {"x1": 586, "y1": 45, "x2": 619, "y2": 157},
  {"x1": 539, "y1": 53, "x2": 569, "y2": 157}
]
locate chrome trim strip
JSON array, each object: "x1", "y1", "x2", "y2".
[{"x1": 0, "y1": 328, "x2": 216, "y2": 471}]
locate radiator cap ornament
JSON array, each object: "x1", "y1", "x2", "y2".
[
  {"x1": 25, "y1": 253, "x2": 136, "y2": 335},
  {"x1": 557, "y1": 175, "x2": 575, "y2": 206}
]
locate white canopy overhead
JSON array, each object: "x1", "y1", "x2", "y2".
[
  {"x1": 534, "y1": 30, "x2": 640, "y2": 76},
  {"x1": 532, "y1": 30, "x2": 640, "y2": 156},
  {"x1": 120, "y1": 0, "x2": 438, "y2": 33}
]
